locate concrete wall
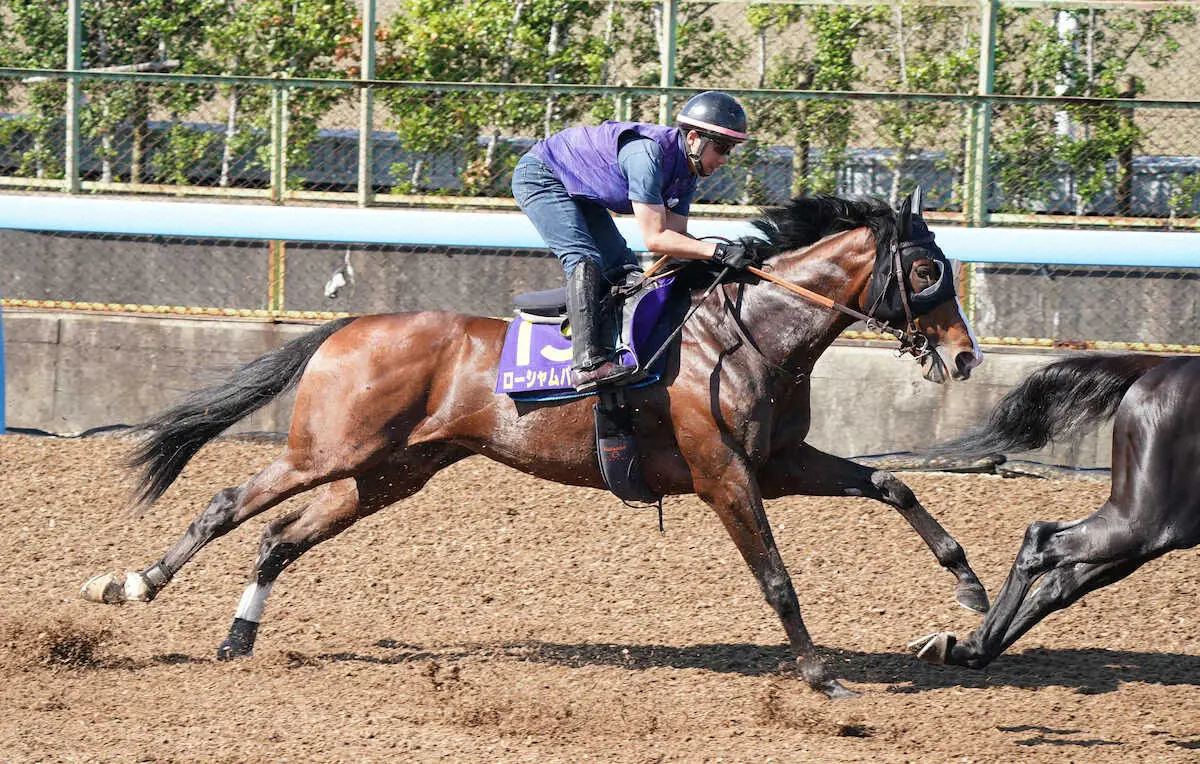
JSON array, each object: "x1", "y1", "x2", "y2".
[{"x1": 3, "y1": 309, "x2": 1113, "y2": 469}]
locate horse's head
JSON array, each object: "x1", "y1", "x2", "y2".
[{"x1": 864, "y1": 187, "x2": 982, "y2": 383}]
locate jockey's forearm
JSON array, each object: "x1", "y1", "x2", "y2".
[{"x1": 641, "y1": 228, "x2": 718, "y2": 260}]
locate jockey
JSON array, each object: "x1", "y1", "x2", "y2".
[{"x1": 512, "y1": 90, "x2": 760, "y2": 393}]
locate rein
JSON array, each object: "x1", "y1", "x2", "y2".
[
  {"x1": 745, "y1": 262, "x2": 930, "y2": 362},
  {"x1": 749, "y1": 220, "x2": 944, "y2": 366},
  {"x1": 635, "y1": 225, "x2": 942, "y2": 382}
]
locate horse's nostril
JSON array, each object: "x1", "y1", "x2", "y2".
[{"x1": 955, "y1": 351, "x2": 977, "y2": 374}]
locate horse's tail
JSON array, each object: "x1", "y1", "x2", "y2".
[
  {"x1": 127, "y1": 317, "x2": 357, "y2": 507},
  {"x1": 928, "y1": 353, "x2": 1171, "y2": 459}
]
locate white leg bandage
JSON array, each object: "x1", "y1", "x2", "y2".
[
  {"x1": 123, "y1": 571, "x2": 152, "y2": 601},
  {"x1": 234, "y1": 581, "x2": 274, "y2": 623}
]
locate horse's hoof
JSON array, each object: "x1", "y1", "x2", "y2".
[
  {"x1": 955, "y1": 581, "x2": 990, "y2": 614},
  {"x1": 821, "y1": 679, "x2": 860, "y2": 700},
  {"x1": 216, "y1": 618, "x2": 259, "y2": 661},
  {"x1": 80, "y1": 571, "x2": 151, "y2": 604},
  {"x1": 908, "y1": 632, "x2": 956, "y2": 665},
  {"x1": 216, "y1": 642, "x2": 252, "y2": 661}
]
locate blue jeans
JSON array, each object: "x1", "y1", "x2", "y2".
[{"x1": 511, "y1": 153, "x2": 638, "y2": 282}]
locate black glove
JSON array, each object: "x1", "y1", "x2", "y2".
[{"x1": 711, "y1": 240, "x2": 759, "y2": 271}]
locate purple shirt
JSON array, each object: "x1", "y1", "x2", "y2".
[{"x1": 531, "y1": 122, "x2": 697, "y2": 215}]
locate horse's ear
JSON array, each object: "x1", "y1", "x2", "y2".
[
  {"x1": 911, "y1": 185, "x2": 925, "y2": 218},
  {"x1": 897, "y1": 193, "x2": 913, "y2": 241}
]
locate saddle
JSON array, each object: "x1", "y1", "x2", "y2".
[
  {"x1": 499, "y1": 273, "x2": 680, "y2": 507},
  {"x1": 497, "y1": 273, "x2": 677, "y2": 398}
]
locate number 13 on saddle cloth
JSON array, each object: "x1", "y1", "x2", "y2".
[{"x1": 495, "y1": 275, "x2": 677, "y2": 401}]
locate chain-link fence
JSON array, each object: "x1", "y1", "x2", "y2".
[
  {"x1": 0, "y1": 0, "x2": 1197, "y2": 352},
  {"x1": 0, "y1": 0, "x2": 1197, "y2": 221},
  {"x1": 3, "y1": 228, "x2": 1197, "y2": 351}
]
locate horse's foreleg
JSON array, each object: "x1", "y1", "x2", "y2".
[
  {"x1": 218, "y1": 445, "x2": 469, "y2": 659},
  {"x1": 695, "y1": 467, "x2": 856, "y2": 699},
  {"x1": 759, "y1": 443, "x2": 988, "y2": 614},
  {"x1": 81, "y1": 455, "x2": 316, "y2": 605},
  {"x1": 985, "y1": 557, "x2": 1148, "y2": 663}
]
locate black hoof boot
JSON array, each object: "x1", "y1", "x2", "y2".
[{"x1": 217, "y1": 617, "x2": 259, "y2": 660}]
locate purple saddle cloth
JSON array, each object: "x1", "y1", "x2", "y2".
[{"x1": 496, "y1": 276, "x2": 676, "y2": 400}]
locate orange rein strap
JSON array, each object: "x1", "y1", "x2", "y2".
[
  {"x1": 745, "y1": 264, "x2": 931, "y2": 360},
  {"x1": 746, "y1": 265, "x2": 872, "y2": 325}
]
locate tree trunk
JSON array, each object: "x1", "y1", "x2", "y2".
[
  {"x1": 543, "y1": 20, "x2": 562, "y2": 138},
  {"x1": 130, "y1": 84, "x2": 149, "y2": 184},
  {"x1": 1116, "y1": 76, "x2": 1137, "y2": 217},
  {"x1": 757, "y1": 27, "x2": 767, "y2": 88},
  {"x1": 891, "y1": 6, "x2": 908, "y2": 206},
  {"x1": 220, "y1": 87, "x2": 239, "y2": 188},
  {"x1": 101, "y1": 98, "x2": 114, "y2": 184},
  {"x1": 33, "y1": 134, "x2": 45, "y2": 179},
  {"x1": 599, "y1": 0, "x2": 617, "y2": 85},
  {"x1": 482, "y1": 0, "x2": 525, "y2": 185},
  {"x1": 793, "y1": 105, "x2": 810, "y2": 197},
  {"x1": 410, "y1": 156, "x2": 425, "y2": 191}
]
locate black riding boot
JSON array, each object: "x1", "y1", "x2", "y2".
[{"x1": 567, "y1": 260, "x2": 634, "y2": 392}]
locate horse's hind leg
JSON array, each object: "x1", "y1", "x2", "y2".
[
  {"x1": 914, "y1": 508, "x2": 1157, "y2": 668},
  {"x1": 81, "y1": 452, "x2": 329, "y2": 604},
  {"x1": 758, "y1": 443, "x2": 988, "y2": 613},
  {"x1": 218, "y1": 445, "x2": 469, "y2": 659},
  {"x1": 985, "y1": 556, "x2": 1149, "y2": 661}
]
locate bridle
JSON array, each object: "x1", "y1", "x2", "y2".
[
  {"x1": 747, "y1": 261, "x2": 933, "y2": 363},
  {"x1": 635, "y1": 223, "x2": 947, "y2": 381},
  {"x1": 742, "y1": 227, "x2": 939, "y2": 364}
]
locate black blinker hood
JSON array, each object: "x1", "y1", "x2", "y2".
[{"x1": 865, "y1": 196, "x2": 955, "y2": 327}]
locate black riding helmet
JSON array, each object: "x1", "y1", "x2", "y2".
[{"x1": 677, "y1": 91, "x2": 749, "y2": 176}]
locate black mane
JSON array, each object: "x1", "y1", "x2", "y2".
[{"x1": 751, "y1": 194, "x2": 896, "y2": 260}]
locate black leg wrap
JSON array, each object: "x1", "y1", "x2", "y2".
[
  {"x1": 140, "y1": 562, "x2": 171, "y2": 602},
  {"x1": 217, "y1": 617, "x2": 260, "y2": 661},
  {"x1": 143, "y1": 562, "x2": 170, "y2": 588}
]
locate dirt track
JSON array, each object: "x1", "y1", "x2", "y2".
[{"x1": 1, "y1": 434, "x2": 1198, "y2": 762}]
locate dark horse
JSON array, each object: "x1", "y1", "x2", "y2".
[
  {"x1": 911, "y1": 353, "x2": 1199, "y2": 669},
  {"x1": 82, "y1": 190, "x2": 987, "y2": 698}
]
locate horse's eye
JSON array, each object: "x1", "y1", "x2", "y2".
[{"x1": 909, "y1": 260, "x2": 938, "y2": 290}]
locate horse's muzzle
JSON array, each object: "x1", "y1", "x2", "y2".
[{"x1": 952, "y1": 349, "x2": 982, "y2": 380}]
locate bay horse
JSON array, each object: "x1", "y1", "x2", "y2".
[
  {"x1": 82, "y1": 190, "x2": 987, "y2": 699},
  {"x1": 911, "y1": 353, "x2": 1199, "y2": 669}
]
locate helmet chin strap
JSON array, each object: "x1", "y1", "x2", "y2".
[{"x1": 687, "y1": 136, "x2": 713, "y2": 177}]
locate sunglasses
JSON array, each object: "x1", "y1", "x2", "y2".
[{"x1": 710, "y1": 140, "x2": 736, "y2": 156}]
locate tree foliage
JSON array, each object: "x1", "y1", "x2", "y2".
[
  {"x1": 207, "y1": 0, "x2": 356, "y2": 189},
  {"x1": 377, "y1": 0, "x2": 613, "y2": 193},
  {"x1": 990, "y1": 6, "x2": 1197, "y2": 214},
  {"x1": 0, "y1": 0, "x2": 1194, "y2": 215}
]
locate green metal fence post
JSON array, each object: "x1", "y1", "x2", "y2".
[
  {"x1": 64, "y1": 0, "x2": 82, "y2": 193},
  {"x1": 358, "y1": 0, "x2": 376, "y2": 207},
  {"x1": 658, "y1": 0, "x2": 677, "y2": 125},
  {"x1": 966, "y1": 0, "x2": 998, "y2": 227},
  {"x1": 268, "y1": 239, "x2": 286, "y2": 313},
  {"x1": 270, "y1": 80, "x2": 285, "y2": 203}
]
